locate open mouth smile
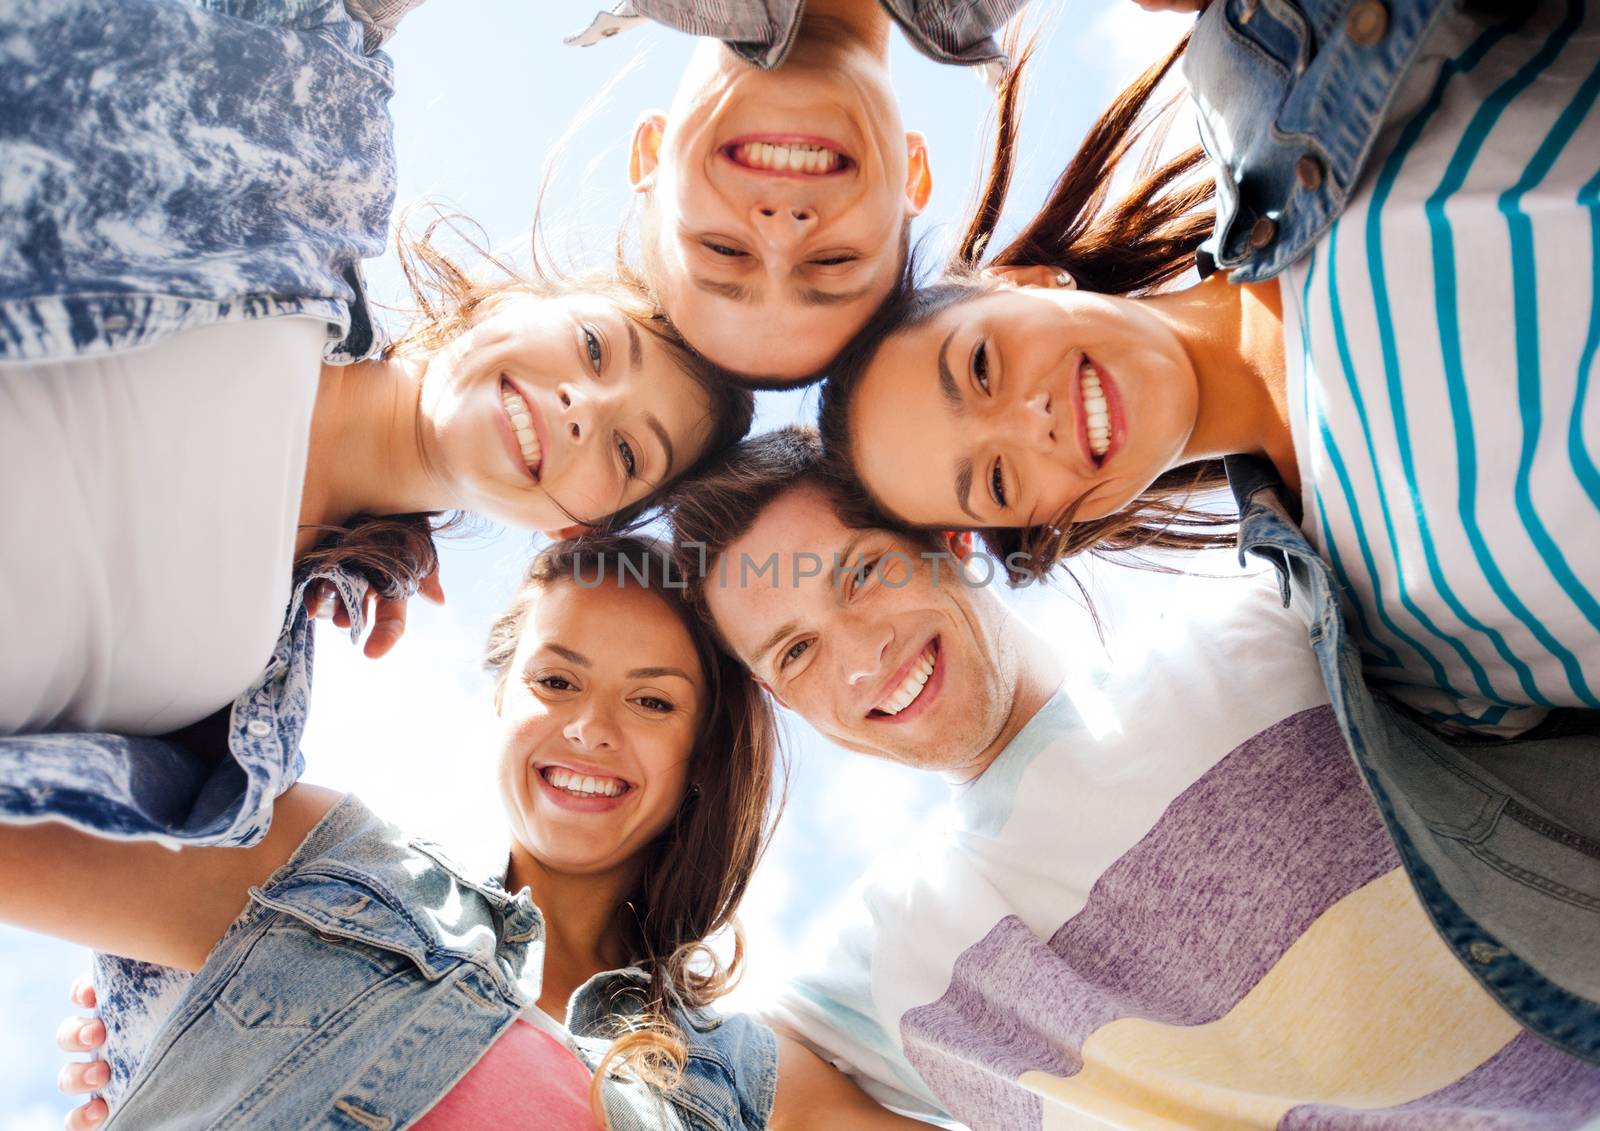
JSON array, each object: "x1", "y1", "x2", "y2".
[
  {"x1": 500, "y1": 378, "x2": 545, "y2": 481},
  {"x1": 868, "y1": 637, "x2": 942, "y2": 723},
  {"x1": 534, "y1": 762, "x2": 635, "y2": 813},
  {"x1": 1072, "y1": 355, "x2": 1124, "y2": 468},
  {"x1": 722, "y1": 135, "x2": 853, "y2": 177}
]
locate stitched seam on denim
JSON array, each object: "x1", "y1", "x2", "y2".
[
  {"x1": 453, "y1": 978, "x2": 493, "y2": 1009},
  {"x1": 1503, "y1": 799, "x2": 1600, "y2": 861},
  {"x1": 1466, "y1": 844, "x2": 1600, "y2": 911},
  {"x1": 332, "y1": 1098, "x2": 393, "y2": 1131}
]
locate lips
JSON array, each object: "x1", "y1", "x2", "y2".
[
  {"x1": 1071, "y1": 354, "x2": 1124, "y2": 469},
  {"x1": 868, "y1": 637, "x2": 943, "y2": 723},
  {"x1": 721, "y1": 134, "x2": 853, "y2": 177},
  {"x1": 533, "y1": 760, "x2": 635, "y2": 813},
  {"x1": 499, "y1": 377, "x2": 544, "y2": 482}
]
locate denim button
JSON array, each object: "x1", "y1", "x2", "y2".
[
  {"x1": 1346, "y1": 0, "x2": 1389, "y2": 47},
  {"x1": 246, "y1": 719, "x2": 272, "y2": 738},
  {"x1": 1249, "y1": 216, "x2": 1278, "y2": 249},
  {"x1": 1296, "y1": 154, "x2": 1325, "y2": 191}
]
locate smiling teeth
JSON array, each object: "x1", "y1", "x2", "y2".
[
  {"x1": 733, "y1": 142, "x2": 841, "y2": 174},
  {"x1": 875, "y1": 642, "x2": 937, "y2": 717},
  {"x1": 545, "y1": 767, "x2": 626, "y2": 798},
  {"x1": 1082, "y1": 362, "x2": 1111, "y2": 459},
  {"x1": 500, "y1": 383, "x2": 542, "y2": 476}
]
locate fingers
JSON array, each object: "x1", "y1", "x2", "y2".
[
  {"x1": 65, "y1": 1097, "x2": 109, "y2": 1130},
  {"x1": 55, "y1": 1015, "x2": 105, "y2": 1054},
  {"x1": 57, "y1": 1058, "x2": 110, "y2": 1096},
  {"x1": 70, "y1": 974, "x2": 97, "y2": 1010},
  {"x1": 418, "y1": 567, "x2": 446, "y2": 605},
  {"x1": 362, "y1": 593, "x2": 407, "y2": 659}
]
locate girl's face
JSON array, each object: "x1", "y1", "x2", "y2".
[
  {"x1": 496, "y1": 578, "x2": 703, "y2": 878},
  {"x1": 849, "y1": 286, "x2": 1200, "y2": 530},
  {"x1": 421, "y1": 292, "x2": 716, "y2": 531}
]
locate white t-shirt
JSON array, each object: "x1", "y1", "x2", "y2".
[
  {"x1": 762, "y1": 573, "x2": 1600, "y2": 1129},
  {"x1": 0, "y1": 317, "x2": 325, "y2": 734},
  {"x1": 1281, "y1": 3, "x2": 1600, "y2": 734}
]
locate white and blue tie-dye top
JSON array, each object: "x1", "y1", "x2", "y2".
[
  {"x1": 0, "y1": 0, "x2": 396, "y2": 363},
  {"x1": 1281, "y1": 2, "x2": 1600, "y2": 734}
]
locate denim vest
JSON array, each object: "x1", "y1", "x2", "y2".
[
  {"x1": 1185, "y1": 0, "x2": 1452, "y2": 280},
  {"x1": 0, "y1": 566, "x2": 372, "y2": 847},
  {"x1": 1227, "y1": 455, "x2": 1600, "y2": 1064},
  {"x1": 100, "y1": 795, "x2": 777, "y2": 1130},
  {"x1": 0, "y1": 0, "x2": 395, "y2": 362}
]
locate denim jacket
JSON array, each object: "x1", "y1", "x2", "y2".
[
  {"x1": 0, "y1": 0, "x2": 394, "y2": 362},
  {"x1": 1227, "y1": 455, "x2": 1600, "y2": 1064},
  {"x1": 99, "y1": 795, "x2": 777, "y2": 1130},
  {"x1": 1185, "y1": 0, "x2": 1453, "y2": 280}
]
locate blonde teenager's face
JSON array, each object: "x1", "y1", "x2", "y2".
[
  {"x1": 495, "y1": 578, "x2": 703, "y2": 877},
  {"x1": 630, "y1": 33, "x2": 932, "y2": 383},
  {"x1": 849, "y1": 285, "x2": 1200, "y2": 530},
  {"x1": 420, "y1": 292, "x2": 716, "y2": 531}
]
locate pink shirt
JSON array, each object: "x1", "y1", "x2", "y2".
[{"x1": 412, "y1": 1019, "x2": 602, "y2": 1130}]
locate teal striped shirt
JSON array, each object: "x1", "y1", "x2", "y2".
[{"x1": 1282, "y1": 1, "x2": 1600, "y2": 734}]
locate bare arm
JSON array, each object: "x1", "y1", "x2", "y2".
[
  {"x1": 0, "y1": 784, "x2": 341, "y2": 971},
  {"x1": 769, "y1": 1032, "x2": 932, "y2": 1131}
]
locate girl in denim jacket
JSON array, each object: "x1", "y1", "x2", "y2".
[{"x1": 2, "y1": 535, "x2": 920, "y2": 1129}]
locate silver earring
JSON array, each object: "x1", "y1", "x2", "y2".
[{"x1": 1054, "y1": 270, "x2": 1076, "y2": 289}]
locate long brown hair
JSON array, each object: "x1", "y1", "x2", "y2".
[
  {"x1": 483, "y1": 532, "x2": 784, "y2": 1119},
  {"x1": 819, "y1": 35, "x2": 1236, "y2": 584},
  {"x1": 298, "y1": 206, "x2": 756, "y2": 603}
]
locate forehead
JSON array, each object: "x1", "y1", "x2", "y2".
[{"x1": 518, "y1": 579, "x2": 701, "y2": 677}]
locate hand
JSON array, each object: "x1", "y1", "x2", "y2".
[
  {"x1": 55, "y1": 974, "x2": 110, "y2": 1129},
  {"x1": 1129, "y1": 0, "x2": 1210, "y2": 11},
  {"x1": 304, "y1": 566, "x2": 446, "y2": 659}
]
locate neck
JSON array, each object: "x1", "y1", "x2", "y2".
[
  {"x1": 798, "y1": 0, "x2": 891, "y2": 59},
  {"x1": 1144, "y1": 274, "x2": 1296, "y2": 492},
  {"x1": 504, "y1": 848, "x2": 640, "y2": 1020},
  {"x1": 298, "y1": 359, "x2": 450, "y2": 549},
  {"x1": 956, "y1": 613, "x2": 1065, "y2": 784}
]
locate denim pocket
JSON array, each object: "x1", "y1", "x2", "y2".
[{"x1": 218, "y1": 920, "x2": 410, "y2": 1030}]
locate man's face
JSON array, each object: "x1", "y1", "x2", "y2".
[
  {"x1": 631, "y1": 33, "x2": 932, "y2": 383},
  {"x1": 702, "y1": 486, "x2": 1019, "y2": 777}
]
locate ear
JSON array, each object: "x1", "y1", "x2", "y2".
[
  {"x1": 753, "y1": 676, "x2": 790, "y2": 711},
  {"x1": 941, "y1": 530, "x2": 977, "y2": 561},
  {"x1": 903, "y1": 131, "x2": 933, "y2": 218},
  {"x1": 628, "y1": 111, "x2": 667, "y2": 193},
  {"x1": 981, "y1": 264, "x2": 1077, "y2": 290}
]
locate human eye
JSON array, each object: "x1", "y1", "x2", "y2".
[
  {"x1": 634, "y1": 695, "x2": 674, "y2": 713},
  {"x1": 581, "y1": 325, "x2": 604, "y2": 373},
  {"x1": 531, "y1": 674, "x2": 575, "y2": 693},
  {"x1": 778, "y1": 638, "x2": 813, "y2": 670},
  {"x1": 848, "y1": 555, "x2": 882, "y2": 598},
  {"x1": 810, "y1": 251, "x2": 860, "y2": 267},
  {"x1": 615, "y1": 434, "x2": 638, "y2": 479},
  {"x1": 990, "y1": 458, "x2": 1008, "y2": 509},
  {"x1": 702, "y1": 239, "x2": 748, "y2": 258},
  {"x1": 972, "y1": 340, "x2": 992, "y2": 393}
]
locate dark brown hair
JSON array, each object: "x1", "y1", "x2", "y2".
[
  {"x1": 483, "y1": 532, "x2": 784, "y2": 1117},
  {"x1": 299, "y1": 207, "x2": 757, "y2": 603},
  {"x1": 818, "y1": 36, "x2": 1237, "y2": 584}
]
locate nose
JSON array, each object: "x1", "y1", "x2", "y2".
[
  {"x1": 1009, "y1": 390, "x2": 1056, "y2": 454},
  {"x1": 842, "y1": 622, "x2": 894, "y2": 689},
  {"x1": 554, "y1": 382, "x2": 615, "y2": 447},
  {"x1": 749, "y1": 201, "x2": 818, "y2": 256},
  {"x1": 563, "y1": 702, "x2": 620, "y2": 753}
]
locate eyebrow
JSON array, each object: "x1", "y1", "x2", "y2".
[
  {"x1": 644, "y1": 411, "x2": 675, "y2": 478},
  {"x1": 625, "y1": 320, "x2": 642, "y2": 370},
  {"x1": 546, "y1": 644, "x2": 590, "y2": 666},
  {"x1": 626, "y1": 666, "x2": 695, "y2": 681},
  {"x1": 691, "y1": 275, "x2": 752, "y2": 303},
  {"x1": 753, "y1": 620, "x2": 799, "y2": 672},
  {"x1": 938, "y1": 328, "x2": 982, "y2": 521},
  {"x1": 799, "y1": 283, "x2": 876, "y2": 308}
]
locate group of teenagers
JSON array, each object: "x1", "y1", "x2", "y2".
[{"x1": 2, "y1": 0, "x2": 1599, "y2": 1127}]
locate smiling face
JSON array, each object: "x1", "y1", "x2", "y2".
[
  {"x1": 702, "y1": 484, "x2": 1019, "y2": 777},
  {"x1": 847, "y1": 285, "x2": 1200, "y2": 531},
  {"x1": 420, "y1": 291, "x2": 717, "y2": 530},
  {"x1": 632, "y1": 32, "x2": 932, "y2": 382},
  {"x1": 495, "y1": 577, "x2": 703, "y2": 878}
]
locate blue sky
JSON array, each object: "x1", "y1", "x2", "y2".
[{"x1": 0, "y1": 1, "x2": 1194, "y2": 1122}]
